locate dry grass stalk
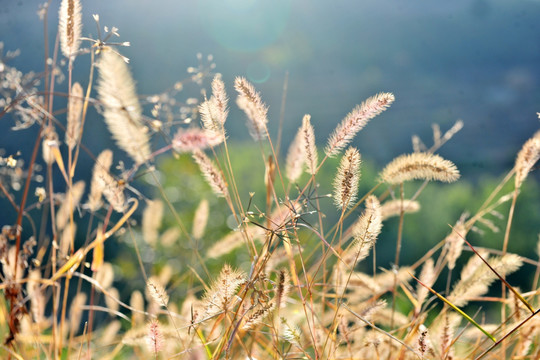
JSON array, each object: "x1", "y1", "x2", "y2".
[
  {"x1": 267, "y1": 200, "x2": 302, "y2": 233},
  {"x1": 192, "y1": 199, "x2": 209, "y2": 240},
  {"x1": 515, "y1": 316, "x2": 540, "y2": 357},
  {"x1": 65, "y1": 82, "x2": 83, "y2": 149},
  {"x1": 97, "y1": 50, "x2": 150, "y2": 164},
  {"x1": 142, "y1": 199, "x2": 163, "y2": 246},
  {"x1": 192, "y1": 149, "x2": 229, "y2": 198},
  {"x1": 325, "y1": 92, "x2": 394, "y2": 157},
  {"x1": 441, "y1": 119, "x2": 464, "y2": 143},
  {"x1": 514, "y1": 130, "x2": 540, "y2": 189},
  {"x1": 235, "y1": 77, "x2": 268, "y2": 140},
  {"x1": 58, "y1": 0, "x2": 82, "y2": 59},
  {"x1": 380, "y1": 152, "x2": 460, "y2": 184},
  {"x1": 347, "y1": 300, "x2": 387, "y2": 329},
  {"x1": 432, "y1": 124, "x2": 442, "y2": 146},
  {"x1": 333, "y1": 147, "x2": 361, "y2": 209},
  {"x1": 285, "y1": 126, "x2": 305, "y2": 183},
  {"x1": 301, "y1": 114, "x2": 318, "y2": 175},
  {"x1": 380, "y1": 199, "x2": 420, "y2": 220},
  {"x1": 412, "y1": 135, "x2": 427, "y2": 153},
  {"x1": 537, "y1": 233, "x2": 540, "y2": 258}
]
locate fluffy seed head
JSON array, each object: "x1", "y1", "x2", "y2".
[
  {"x1": 142, "y1": 200, "x2": 163, "y2": 246},
  {"x1": 192, "y1": 149, "x2": 228, "y2": 198},
  {"x1": 27, "y1": 270, "x2": 45, "y2": 323},
  {"x1": 99, "y1": 171, "x2": 125, "y2": 213},
  {"x1": 446, "y1": 220, "x2": 468, "y2": 270},
  {"x1": 416, "y1": 258, "x2": 435, "y2": 309},
  {"x1": 333, "y1": 147, "x2": 361, "y2": 209},
  {"x1": 200, "y1": 74, "x2": 228, "y2": 137},
  {"x1": 346, "y1": 195, "x2": 382, "y2": 265},
  {"x1": 380, "y1": 152, "x2": 460, "y2": 184},
  {"x1": 285, "y1": 125, "x2": 305, "y2": 183},
  {"x1": 130, "y1": 290, "x2": 145, "y2": 326},
  {"x1": 88, "y1": 158, "x2": 126, "y2": 212},
  {"x1": 203, "y1": 264, "x2": 246, "y2": 317},
  {"x1": 146, "y1": 280, "x2": 169, "y2": 307},
  {"x1": 380, "y1": 199, "x2": 420, "y2": 220},
  {"x1": 59, "y1": 0, "x2": 82, "y2": 59},
  {"x1": 242, "y1": 302, "x2": 275, "y2": 330},
  {"x1": 206, "y1": 225, "x2": 264, "y2": 258},
  {"x1": 514, "y1": 131, "x2": 540, "y2": 189},
  {"x1": 69, "y1": 293, "x2": 86, "y2": 335},
  {"x1": 325, "y1": 92, "x2": 394, "y2": 157},
  {"x1": 449, "y1": 253, "x2": 522, "y2": 307},
  {"x1": 59, "y1": 224, "x2": 77, "y2": 258},
  {"x1": 97, "y1": 50, "x2": 150, "y2": 164},
  {"x1": 95, "y1": 262, "x2": 115, "y2": 290},
  {"x1": 42, "y1": 127, "x2": 58, "y2": 165},
  {"x1": 85, "y1": 149, "x2": 113, "y2": 212},
  {"x1": 275, "y1": 269, "x2": 291, "y2": 310},
  {"x1": 146, "y1": 320, "x2": 163, "y2": 355},
  {"x1": 56, "y1": 180, "x2": 85, "y2": 231},
  {"x1": 65, "y1": 82, "x2": 83, "y2": 149},
  {"x1": 301, "y1": 114, "x2": 318, "y2": 175},
  {"x1": 172, "y1": 127, "x2": 224, "y2": 153},
  {"x1": 235, "y1": 77, "x2": 268, "y2": 140},
  {"x1": 192, "y1": 199, "x2": 209, "y2": 240},
  {"x1": 211, "y1": 74, "x2": 228, "y2": 121}
]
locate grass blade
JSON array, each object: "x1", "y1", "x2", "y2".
[
  {"x1": 449, "y1": 224, "x2": 535, "y2": 314},
  {"x1": 410, "y1": 272, "x2": 497, "y2": 343}
]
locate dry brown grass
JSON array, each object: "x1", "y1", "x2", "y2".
[{"x1": 0, "y1": 2, "x2": 539, "y2": 360}]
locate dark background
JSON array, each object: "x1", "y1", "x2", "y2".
[{"x1": 1, "y1": 0, "x2": 540, "y2": 178}]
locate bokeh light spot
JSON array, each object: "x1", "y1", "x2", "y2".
[
  {"x1": 246, "y1": 61, "x2": 270, "y2": 83},
  {"x1": 198, "y1": 0, "x2": 291, "y2": 52}
]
